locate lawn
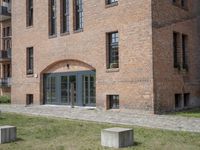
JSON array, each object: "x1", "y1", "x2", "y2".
[
  {"x1": 0, "y1": 113, "x2": 200, "y2": 150},
  {"x1": 169, "y1": 108, "x2": 200, "y2": 118}
]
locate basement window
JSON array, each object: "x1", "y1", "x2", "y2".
[
  {"x1": 184, "y1": 93, "x2": 190, "y2": 107},
  {"x1": 106, "y1": 0, "x2": 118, "y2": 5},
  {"x1": 175, "y1": 94, "x2": 182, "y2": 109},
  {"x1": 107, "y1": 95, "x2": 119, "y2": 109},
  {"x1": 26, "y1": 94, "x2": 33, "y2": 105}
]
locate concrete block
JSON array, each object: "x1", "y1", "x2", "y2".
[
  {"x1": 101, "y1": 127, "x2": 134, "y2": 148},
  {"x1": 0, "y1": 126, "x2": 16, "y2": 144}
]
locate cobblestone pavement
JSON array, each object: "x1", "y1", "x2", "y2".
[{"x1": 0, "y1": 105, "x2": 200, "y2": 133}]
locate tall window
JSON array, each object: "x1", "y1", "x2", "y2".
[
  {"x1": 60, "y1": 0, "x2": 69, "y2": 33},
  {"x1": 107, "y1": 32, "x2": 119, "y2": 69},
  {"x1": 74, "y1": 0, "x2": 83, "y2": 31},
  {"x1": 27, "y1": 47, "x2": 34, "y2": 75},
  {"x1": 26, "y1": 0, "x2": 33, "y2": 27},
  {"x1": 49, "y1": 0, "x2": 56, "y2": 36},
  {"x1": 173, "y1": 32, "x2": 179, "y2": 68},
  {"x1": 173, "y1": 32, "x2": 189, "y2": 71},
  {"x1": 182, "y1": 34, "x2": 188, "y2": 70}
]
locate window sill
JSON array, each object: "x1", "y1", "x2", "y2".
[
  {"x1": 49, "y1": 34, "x2": 57, "y2": 39},
  {"x1": 60, "y1": 32, "x2": 70, "y2": 37},
  {"x1": 26, "y1": 25, "x2": 33, "y2": 29},
  {"x1": 172, "y1": 3, "x2": 189, "y2": 11},
  {"x1": 106, "y1": 68, "x2": 119, "y2": 73},
  {"x1": 26, "y1": 74, "x2": 34, "y2": 78},
  {"x1": 174, "y1": 67, "x2": 189, "y2": 74},
  {"x1": 106, "y1": 2, "x2": 118, "y2": 8},
  {"x1": 73, "y1": 29, "x2": 83, "y2": 34}
]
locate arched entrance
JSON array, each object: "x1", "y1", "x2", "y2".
[{"x1": 41, "y1": 60, "x2": 96, "y2": 107}]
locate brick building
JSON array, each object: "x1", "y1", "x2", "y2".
[
  {"x1": 0, "y1": 0, "x2": 11, "y2": 96},
  {"x1": 1, "y1": 0, "x2": 199, "y2": 113}
]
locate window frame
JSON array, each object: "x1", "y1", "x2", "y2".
[
  {"x1": 26, "y1": 94, "x2": 34, "y2": 105},
  {"x1": 26, "y1": 0, "x2": 33, "y2": 27},
  {"x1": 106, "y1": 0, "x2": 118, "y2": 5},
  {"x1": 74, "y1": 0, "x2": 83, "y2": 31},
  {"x1": 175, "y1": 94, "x2": 182, "y2": 109},
  {"x1": 49, "y1": 0, "x2": 57, "y2": 36},
  {"x1": 107, "y1": 95, "x2": 120, "y2": 109},
  {"x1": 26, "y1": 47, "x2": 34, "y2": 75},
  {"x1": 107, "y1": 31, "x2": 119, "y2": 69},
  {"x1": 60, "y1": 0, "x2": 70, "y2": 34}
]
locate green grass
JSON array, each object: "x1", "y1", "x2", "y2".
[
  {"x1": 0, "y1": 96, "x2": 11, "y2": 104},
  {"x1": 0, "y1": 113, "x2": 200, "y2": 150},
  {"x1": 169, "y1": 108, "x2": 200, "y2": 118}
]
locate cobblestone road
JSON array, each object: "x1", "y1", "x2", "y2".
[{"x1": 0, "y1": 105, "x2": 200, "y2": 133}]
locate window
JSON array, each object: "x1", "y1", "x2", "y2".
[
  {"x1": 26, "y1": 94, "x2": 33, "y2": 105},
  {"x1": 107, "y1": 32, "x2": 119, "y2": 69},
  {"x1": 182, "y1": 34, "x2": 188, "y2": 70},
  {"x1": 74, "y1": 0, "x2": 83, "y2": 31},
  {"x1": 60, "y1": 0, "x2": 69, "y2": 33},
  {"x1": 173, "y1": 32, "x2": 189, "y2": 71},
  {"x1": 26, "y1": 47, "x2": 34, "y2": 75},
  {"x1": 3, "y1": 64, "x2": 6, "y2": 78},
  {"x1": 172, "y1": 0, "x2": 178, "y2": 5},
  {"x1": 106, "y1": 0, "x2": 118, "y2": 5},
  {"x1": 181, "y1": 0, "x2": 188, "y2": 8},
  {"x1": 175, "y1": 94, "x2": 182, "y2": 109},
  {"x1": 173, "y1": 32, "x2": 179, "y2": 68},
  {"x1": 26, "y1": 0, "x2": 33, "y2": 27},
  {"x1": 184, "y1": 93, "x2": 190, "y2": 107},
  {"x1": 49, "y1": 0, "x2": 56, "y2": 36},
  {"x1": 7, "y1": 64, "x2": 11, "y2": 77},
  {"x1": 172, "y1": 0, "x2": 188, "y2": 9},
  {"x1": 107, "y1": 95, "x2": 119, "y2": 109},
  {"x1": 3, "y1": 27, "x2": 11, "y2": 37}
]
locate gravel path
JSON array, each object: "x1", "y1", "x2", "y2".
[{"x1": 0, "y1": 105, "x2": 200, "y2": 133}]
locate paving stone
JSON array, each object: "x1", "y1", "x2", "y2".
[{"x1": 0, "y1": 105, "x2": 200, "y2": 133}]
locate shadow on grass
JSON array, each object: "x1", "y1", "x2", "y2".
[
  {"x1": 15, "y1": 137, "x2": 24, "y2": 142},
  {"x1": 0, "y1": 117, "x2": 6, "y2": 120},
  {"x1": 134, "y1": 141, "x2": 142, "y2": 146},
  {"x1": 168, "y1": 107, "x2": 200, "y2": 118}
]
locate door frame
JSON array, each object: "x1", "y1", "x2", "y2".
[{"x1": 43, "y1": 70, "x2": 96, "y2": 106}]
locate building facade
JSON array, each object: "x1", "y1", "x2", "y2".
[
  {"x1": 0, "y1": 0, "x2": 12, "y2": 96},
  {"x1": 10, "y1": 0, "x2": 200, "y2": 113}
]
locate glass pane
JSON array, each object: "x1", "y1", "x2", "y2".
[
  {"x1": 51, "y1": 77, "x2": 56, "y2": 103},
  {"x1": 46, "y1": 77, "x2": 51, "y2": 103},
  {"x1": 90, "y1": 75, "x2": 96, "y2": 104},
  {"x1": 69, "y1": 76, "x2": 76, "y2": 104},
  {"x1": 61, "y1": 76, "x2": 68, "y2": 104}
]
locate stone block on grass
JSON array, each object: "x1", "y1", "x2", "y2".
[
  {"x1": 101, "y1": 127, "x2": 134, "y2": 148},
  {"x1": 0, "y1": 125, "x2": 16, "y2": 144}
]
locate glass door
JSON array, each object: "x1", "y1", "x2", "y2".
[
  {"x1": 82, "y1": 74, "x2": 96, "y2": 106},
  {"x1": 61, "y1": 76, "x2": 69, "y2": 104},
  {"x1": 45, "y1": 76, "x2": 56, "y2": 104},
  {"x1": 60, "y1": 75, "x2": 77, "y2": 105}
]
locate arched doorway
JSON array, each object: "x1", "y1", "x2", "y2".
[{"x1": 41, "y1": 60, "x2": 96, "y2": 107}]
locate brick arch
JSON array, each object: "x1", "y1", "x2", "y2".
[
  {"x1": 40, "y1": 59, "x2": 95, "y2": 74},
  {"x1": 39, "y1": 59, "x2": 95, "y2": 104}
]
